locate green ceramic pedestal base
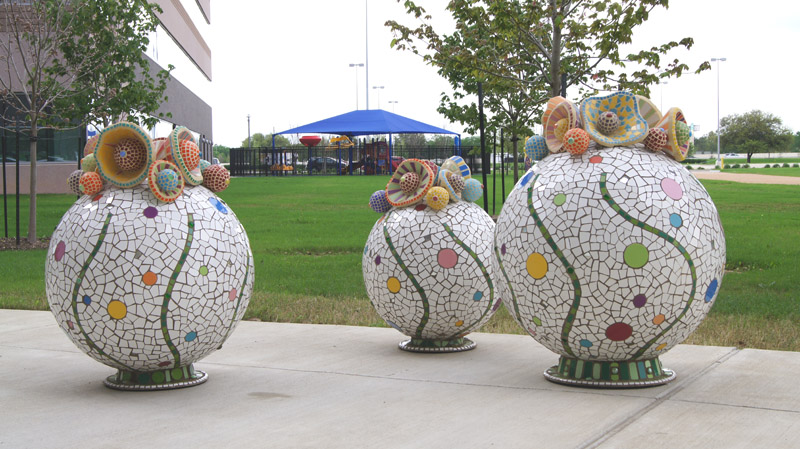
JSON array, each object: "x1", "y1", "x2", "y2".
[
  {"x1": 544, "y1": 356, "x2": 676, "y2": 388},
  {"x1": 398, "y1": 337, "x2": 476, "y2": 353},
  {"x1": 104, "y1": 364, "x2": 208, "y2": 391}
]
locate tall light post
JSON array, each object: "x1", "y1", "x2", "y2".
[
  {"x1": 372, "y1": 85, "x2": 384, "y2": 109},
  {"x1": 247, "y1": 114, "x2": 251, "y2": 148},
  {"x1": 711, "y1": 57, "x2": 726, "y2": 166},
  {"x1": 349, "y1": 63, "x2": 364, "y2": 110},
  {"x1": 388, "y1": 100, "x2": 398, "y2": 112},
  {"x1": 659, "y1": 80, "x2": 668, "y2": 111}
]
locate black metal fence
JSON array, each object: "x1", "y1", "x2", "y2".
[{"x1": 230, "y1": 144, "x2": 487, "y2": 177}]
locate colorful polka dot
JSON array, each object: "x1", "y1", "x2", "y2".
[
  {"x1": 198, "y1": 266, "x2": 209, "y2": 276},
  {"x1": 632, "y1": 294, "x2": 647, "y2": 308},
  {"x1": 171, "y1": 368, "x2": 184, "y2": 380},
  {"x1": 142, "y1": 271, "x2": 157, "y2": 286},
  {"x1": 473, "y1": 291, "x2": 483, "y2": 301},
  {"x1": 589, "y1": 155, "x2": 603, "y2": 163},
  {"x1": 553, "y1": 193, "x2": 567, "y2": 206},
  {"x1": 229, "y1": 289, "x2": 237, "y2": 301},
  {"x1": 374, "y1": 255, "x2": 381, "y2": 265},
  {"x1": 705, "y1": 279, "x2": 719, "y2": 303},
  {"x1": 54, "y1": 241, "x2": 66, "y2": 261},
  {"x1": 669, "y1": 213, "x2": 683, "y2": 228},
  {"x1": 143, "y1": 206, "x2": 158, "y2": 218},
  {"x1": 387, "y1": 277, "x2": 401, "y2": 293},
  {"x1": 438, "y1": 248, "x2": 458, "y2": 269},
  {"x1": 107, "y1": 300, "x2": 127, "y2": 320},
  {"x1": 185, "y1": 331, "x2": 197, "y2": 342},
  {"x1": 532, "y1": 316, "x2": 542, "y2": 326},
  {"x1": 660, "y1": 178, "x2": 683, "y2": 200},
  {"x1": 580, "y1": 339, "x2": 593, "y2": 348},
  {"x1": 526, "y1": 253, "x2": 548, "y2": 279},
  {"x1": 414, "y1": 204, "x2": 427, "y2": 211},
  {"x1": 653, "y1": 314, "x2": 666, "y2": 325},
  {"x1": 209, "y1": 197, "x2": 228, "y2": 214},
  {"x1": 605, "y1": 322, "x2": 633, "y2": 341},
  {"x1": 656, "y1": 343, "x2": 668, "y2": 351},
  {"x1": 455, "y1": 320, "x2": 464, "y2": 327},
  {"x1": 623, "y1": 243, "x2": 649, "y2": 268},
  {"x1": 501, "y1": 243, "x2": 507, "y2": 255},
  {"x1": 82, "y1": 295, "x2": 91, "y2": 305}
]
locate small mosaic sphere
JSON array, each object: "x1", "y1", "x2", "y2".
[
  {"x1": 494, "y1": 146, "x2": 726, "y2": 386},
  {"x1": 179, "y1": 139, "x2": 201, "y2": 171},
  {"x1": 675, "y1": 121, "x2": 691, "y2": 147},
  {"x1": 113, "y1": 138, "x2": 148, "y2": 172},
  {"x1": 644, "y1": 128, "x2": 668, "y2": 151},
  {"x1": 67, "y1": 170, "x2": 83, "y2": 195},
  {"x1": 563, "y1": 128, "x2": 591, "y2": 155},
  {"x1": 449, "y1": 173, "x2": 465, "y2": 192},
  {"x1": 81, "y1": 154, "x2": 98, "y2": 172},
  {"x1": 597, "y1": 111, "x2": 620, "y2": 135},
  {"x1": 461, "y1": 178, "x2": 483, "y2": 203},
  {"x1": 400, "y1": 172, "x2": 420, "y2": 194},
  {"x1": 156, "y1": 168, "x2": 180, "y2": 192},
  {"x1": 524, "y1": 135, "x2": 549, "y2": 160},
  {"x1": 425, "y1": 186, "x2": 450, "y2": 210},
  {"x1": 363, "y1": 201, "x2": 499, "y2": 351},
  {"x1": 202, "y1": 164, "x2": 230, "y2": 193},
  {"x1": 554, "y1": 118, "x2": 570, "y2": 141},
  {"x1": 79, "y1": 171, "x2": 103, "y2": 196},
  {"x1": 45, "y1": 184, "x2": 254, "y2": 390},
  {"x1": 369, "y1": 190, "x2": 392, "y2": 213},
  {"x1": 199, "y1": 159, "x2": 212, "y2": 174},
  {"x1": 84, "y1": 134, "x2": 99, "y2": 156}
]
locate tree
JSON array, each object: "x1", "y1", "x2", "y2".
[
  {"x1": 212, "y1": 144, "x2": 230, "y2": 163},
  {"x1": 693, "y1": 131, "x2": 718, "y2": 155},
  {"x1": 0, "y1": 0, "x2": 169, "y2": 243},
  {"x1": 387, "y1": 0, "x2": 708, "y2": 181},
  {"x1": 793, "y1": 131, "x2": 800, "y2": 152},
  {"x1": 395, "y1": 133, "x2": 427, "y2": 148},
  {"x1": 720, "y1": 110, "x2": 792, "y2": 163},
  {"x1": 240, "y1": 133, "x2": 290, "y2": 148}
]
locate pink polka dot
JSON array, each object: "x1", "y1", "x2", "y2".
[
  {"x1": 438, "y1": 248, "x2": 458, "y2": 269},
  {"x1": 661, "y1": 178, "x2": 683, "y2": 200},
  {"x1": 589, "y1": 155, "x2": 603, "y2": 164},
  {"x1": 54, "y1": 241, "x2": 66, "y2": 262},
  {"x1": 229, "y1": 289, "x2": 237, "y2": 301}
]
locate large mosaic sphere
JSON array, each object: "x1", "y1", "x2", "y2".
[
  {"x1": 493, "y1": 145, "x2": 725, "y2": 387},
  {"x1": 45, "y1": 184, "x2": 254, "y2": 390},
  {"x1": 363, "y1": 201, "x2": 500, "y2": 352}
]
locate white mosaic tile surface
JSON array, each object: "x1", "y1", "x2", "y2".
[
  {"x1": 45, "y1": 184, "x2": 254, "y2": 372},
  {"x1": 363, "y1": 201, "x2": 500, "y2": 340},
  {"x1": 493, "y1": 145, "x2": 726, "y2": 361}
]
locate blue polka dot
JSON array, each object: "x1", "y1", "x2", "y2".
[
  {"x1": 515, "y1": 171, "x2": 534, "y2": 191},
  {"x1": 473, "y1": 291, "x2": 483, "y2": 301},
  {"x1": 208, "y1": 197, "x2": 228, "y2": 214},
  {"x1": 119, "y1": 150, "x2": 127, "y2": 157},
  {"x1": 705, "y1": 279, "x2": 719, "y2": 303},
  {"x1": 669, "y1": 213, "x2": 683, "y2": 228},
  {"x1": 185, "y1": 331, "x2": 197, "y2": 342},
  {"x1": 580, "y1": 339, "x2": 593, "y2": 348},
  {"x1": 82, "y1": 295, "x2": 91, "y2": 305}
]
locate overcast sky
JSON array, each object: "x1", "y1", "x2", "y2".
[{"x1": 205, "y1": 0, "x2": 800, "y2": 148}]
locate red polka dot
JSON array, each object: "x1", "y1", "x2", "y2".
[
  {"x1": 589, "y1": 155, "x2": 603, "y2": 164},
  {"x1": 605, "y1": 322, "x2": 633, "y2": 341},
  {"x1": 414, "y1": 204, "x2": 427, "y2": 211},
  {"x1": 229, "y1": 289, "x2": 237, "y2": 301},
  {"x1": 437, "y1": 248, "x2": 458, "y2": 268},
  {"x1": 54, "y1": 241, "x2": 66, "y2": 261}
]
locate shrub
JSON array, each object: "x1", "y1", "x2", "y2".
[
  {"x1": 773, "y1": 164, "x2": 781, "y2": 168},
  {"x1": 732, "y1": 164, "x2": 741, "y2": 168},
  {"x1": 793, "y1": 163, "x2": 799, "y2": 168},
  {"x1": 743, "y1": 164, "x2": 750, "y2": 168},
  {"x1": 782, "y1": 163, "x2": 790, "y2": 168},
  {"x1": 763, "y1": 164, "x2": 770, "y2": 168},
  {"x1": 686, "y1": 165, "x2": 693, "y2": 170},
  {"x1": 696, "y1": 166, "x2": 704, "y2": 170}
]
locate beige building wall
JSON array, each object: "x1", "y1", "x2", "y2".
[{"x1": 2, "y1": 163, "x2": 77, "y2": 194}]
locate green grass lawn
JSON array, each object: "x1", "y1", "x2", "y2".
[{"x1": 1, "y1": 173, "x2": 799, "y2": 350}]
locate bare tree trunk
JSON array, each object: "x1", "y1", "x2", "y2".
[
  {"x1": 512, "y1": 133, "x2": 519, "y2": 183},
  {"x1": 549, "y1": 0, "x2": 563, "y2": 97},
  {"x1": 28, "y1": 123, "x2": 37, "y2": 244}
]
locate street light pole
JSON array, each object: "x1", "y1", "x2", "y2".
[
  {"x1": 372, "y1": 86, "x2": 384, "y2": 109},
  {"x1": 247, "y1": 114, "x2": 251, "y2": 148},
  {"x1": 349, "y1": 63, "x2": 364, "y2": 110},
  {"x1": 711, "y1": 57, "x2": 726, "y2": 166},
  {"x1": 659, "y1": 80, "x2": 667, "y2": 111},
  {"x1": 388, "y1": 100, "x2": 398, "y2": 112}
]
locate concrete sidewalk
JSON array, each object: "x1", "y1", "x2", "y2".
[{"x1": 1, "y1": 309, "x2": 799, "y2": 448}]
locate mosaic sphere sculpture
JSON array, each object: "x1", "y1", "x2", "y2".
[
  {"x1": 202, "y1": 164, "x2": 230, "y2": 193},
  {"x1": 45, "y1": 183, "x2": 254, "y2": 390},
  {"x1": 363, "y1": 201, "x2": 499, "y2": 352},
  {"x1": 493, "y1": 145, "x2": 725, "y2": 387}
]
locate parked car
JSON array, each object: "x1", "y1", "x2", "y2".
[
  {"x1": 307, "y1": 156, "x2": 348, "y2": 173},
  {"x1": 724, "y1": 153, "x2": 741, "y2": 158}
]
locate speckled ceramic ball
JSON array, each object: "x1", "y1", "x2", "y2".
[
  {"x1": 202, "y1": 164, "x2": 230, "y2": 193},
  {"x1": 449, "y1": 172, "x2": 465, "y2": 192},
  {"x1": 644, "y1": 128, "x2": 668, "y2": 151},
  {"x1": 67, "y1": 170, "x2": 83, "y2": 195},
  {"x1": 369, "y1": 190, "x2": 392, "y2": 213},
  {"x1": 493, "y1": 145, "x2": 725, "y2": 387},
  {"x1": 79, "y1": 171, "x2": 103, "y2": 196},
  {"x1": 524, "y1": 135, "x2": 549, "y2": 161},
  {"x1": 400, "y1": 172, "x2": 420, "y2": 193},
  {"x1": 199, "y1": 159, "x2": 212, "y2": 174},
  {"x1": 45, "y1": 183, "x2": 254, "y2": 390},
  {"x1": 425, "y1": 186, "x2": 450, "y2": 210},
  {"x1": 597, "y1": 111, "x2": 620, "y2": 135},
  {"x1": 179, "y1": 139, "x2": 201, "y2": 171},
  {"x1": 363, "y1": 201, "x2": 499, "y2": 352},
  {"x1": 113, "y1": 138, "x2": 148, "y2": 172},
  {"x1": 156, "y1": 168, "x2": 180, "y2": 192},
  {"x1": 461, "y1": 178, "x2": 483, "y2": 203},
  {"x1": 563, "y1": 128, "x2": 591, "y2": 155},
  {"x1": 81, "y1": 153, "x2": 98, "y2": 173}
]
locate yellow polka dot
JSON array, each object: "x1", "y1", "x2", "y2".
[
  {"x1": 652, "y1": 314, "x2": 665, "y2": 325},
  {"x1": 526, "y1": 253, "x2": 548, "y2": 279},
  {"x1": 387, "y1": 277, "x2": 401, "y2": 293},
  {"x1": 656, "y1": 343, "x2": 668, "y2": 351},
  {"x1": 107, "y1": 300, "x2": 127, "y2": 320},
  {"x1": 455, "y1": 320, "x2": 464, "y2": 327}
]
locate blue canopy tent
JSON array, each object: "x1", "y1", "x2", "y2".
[{"x1": 274, "y1": 109, "x2": 461, "y2": 175}]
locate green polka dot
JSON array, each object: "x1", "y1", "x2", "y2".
[
  {"x1": 171, "y1": 368, "x2": 184, "y2": 380},
  {"x1": 553, "y1": 193, "x2": 567, "y2": 206},
  {"x1": 624, "y1": 243, "x2": 649, "y2": 268},
  {"x1": 199, "y1": 266, "x2": 208, "y2": 276},
  {"x1": 151, "y1": 371, "x2": 165, "y2": 384},
  {"x1": 532, "y1": 316, "x2": 542, "y2": 326}
]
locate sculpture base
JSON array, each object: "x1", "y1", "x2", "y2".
[
  {"x1": 398, "y1": 337, "x2": 476, "y2": 353},
  {"x1": 103, "y1": 364, "x2": 208, "y2": 391},
  {"x1": 544, "y1": 356, "x2": 675, "y2": 388}
]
